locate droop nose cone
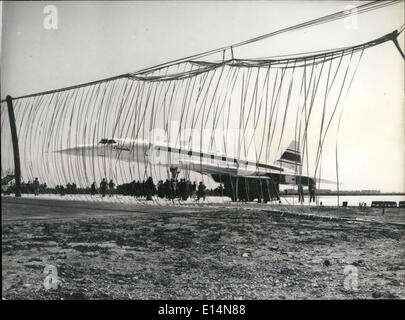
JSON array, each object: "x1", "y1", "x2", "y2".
[{"x1": 55, "y1": 145, "x2": 94, "y2": 156}]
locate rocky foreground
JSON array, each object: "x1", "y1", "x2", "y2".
[{"x1": 2, "y1": 202, "x2": 404, "y2": 299}]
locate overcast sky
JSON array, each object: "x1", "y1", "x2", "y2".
[{"x1": 1, "y1": 1, "x2": 404, "y2": 192}]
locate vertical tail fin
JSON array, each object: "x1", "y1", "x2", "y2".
[{"x1": 275, "y1": 140, "x2": 302, "y2": 171}]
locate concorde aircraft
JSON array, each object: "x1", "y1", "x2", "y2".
[{"x1": 57, "y1": 138, "x2": 327, "y2": 201}]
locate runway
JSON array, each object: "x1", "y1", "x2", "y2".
[
  {"x1": 1, "y1": 196, "x2": 224, "y2": 221},
  {"x1": 2, "y1": 195, "x2": 405, "y2": 225}
]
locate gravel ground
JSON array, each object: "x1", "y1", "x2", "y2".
[{"x1": 2, "y1": 200, "x2": 405, "y2": 300}]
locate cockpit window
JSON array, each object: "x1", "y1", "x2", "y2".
[{"x1": 98, "y1": 139, "x2": 117, "y2": 144}]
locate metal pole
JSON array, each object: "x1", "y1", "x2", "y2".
[
  {"x1": 6, "y1": 95, "x2": 21, "y2": 197},
  {"x1": 392, "y1": 37, "x2": 405, "y2": 60}
]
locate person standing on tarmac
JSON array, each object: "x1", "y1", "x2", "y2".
[
  {"x1": 90, "y1": 182, "x2": 97, "y2": 195},
  {"x1": 108, "y1": 179, "x2": 115, "y2": 197},
  {"x1": 298, "y1": 183, "x2": 304, "y2": 204},
  {"x1": 197, "y1": 181, "x2": 206, "y2": 201},
  {"x1": 100, "y1": 178, "x2": 107, "y2": 197},
  {"x1": 309, "y1": 182, "x2": 316, "y2": 203},
  {"x1": 33, "y1": 177, "x2": 40, "y2": 196}
]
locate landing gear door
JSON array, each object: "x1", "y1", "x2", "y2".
[{"x1": 285, "y1": 175, "x2": 297, "y2": 185}]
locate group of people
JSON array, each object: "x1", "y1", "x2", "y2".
[
  {"x1": 4, "y1": 177, "x2": 45, "y2": 196},
  {"x1": 3, "y1": 176, "x2": 211, "y2": 201},
  {"x1": 5, "y1": 175, "x2": 287, "y2": 204},
  {"x1": 156, "y1": 179, "x2": 198, "y2": 201},
  {"x1": 156, "y1": 179, "x2": 208, "y2": 201},
  {"x1": 298, "y1": 182, "x2": 317, "y2": 204},
  {"x1": 55, "y1": 182, "x2": 77, "y2": 195},
  {"x1": 116, "y1": 177, "x2": 156, "y2": 200},
  {"x1": 118, "y1": 177, "x2": 208, "y2": 201},
  {"x1": 91, "y1": 179, "x2": 115, "y2": 197}
]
